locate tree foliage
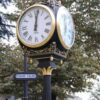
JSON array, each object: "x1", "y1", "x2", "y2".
[
  {"x1": 0, "y1": 42, "x2": 23, "y2": 95},
  {"x1": 0, "y1": 0, "x2": 100, "y2": 99},
  {"x1": 0, "y1": 0, "x2": 15, "y2": 39},
  {"x1": 0, "y1": 41, "x2": 42, "y2": 99}
]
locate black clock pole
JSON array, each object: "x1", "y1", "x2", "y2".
[
  {"x1": 23, "y1": 53, "x2": 28, "y2": 100},
  {"x1": 42, "y1": 67, "x2": 53, "y2": 100},
  {"x1": 38, "y1": 58, "x2": 56, "y2": 100}
]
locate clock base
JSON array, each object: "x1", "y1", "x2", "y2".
[{"x1": 22, "y1": 42, "x2": 67, "y2": 63}]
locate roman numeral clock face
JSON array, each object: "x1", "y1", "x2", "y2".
[
  {"x1": 57, "y1": 6, "x2": 75, "y2": 50},
  {"x1": 17, "y1": 4, "x2": 55, "y2": 48}
]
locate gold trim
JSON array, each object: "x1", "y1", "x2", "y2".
[
  {"x1": 56, "y1": 6, "x2": 75, "y2": 49},
  {"x1": 16, "y1": 4, "x2": 55, "y2": 48},
  {"x1": 29, "y1": 58, "x2": 33, "y2": 64},
  {"x1": 50, "y1": 56, "x2": 54, "y2": 61},
  {"x1": 60, "y1": 60, "x2": 63, "y2": 65},
  {"x1": 41, "y1": 67, "x2": 53, "y2": 75}
]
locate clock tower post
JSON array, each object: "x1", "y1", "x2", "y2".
[{"x1": 16, "y1": 0, "x2": 75, "y2": 100}]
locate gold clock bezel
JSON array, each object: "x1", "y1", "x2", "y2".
[
  {"x1": 56, "y1": 6, "x2": 75, "y2": 50},
  {"x1": 16, "y1": 4, "x2": 55, "y2": 48}
]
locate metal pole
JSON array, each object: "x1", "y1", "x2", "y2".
[
  {"x1": 41, "y1": 67, "x2": 53, "y2": 100},
  {"x1": 42, "y1": 75, "x2": 52, "y2": 100},
  {"x1": 23, "y1": 53, "x2": 28, "y2": 100}
]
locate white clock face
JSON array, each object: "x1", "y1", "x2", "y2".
[
  {"x1": 17, "y1": 4, "x2": 55, "y2": 48},
  {"x1": 57, "y1": 6, "x2": 75, "y2": 49}
]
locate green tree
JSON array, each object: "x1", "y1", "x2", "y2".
[
  {"x1": 0, "y1": 0, "x2": 100, "y2": 99},
  {"x1": 0, "y1": 0, "x2": 16, "y2": 39},
  {"x1": 0, "y1": 41, "x2": 42, "y2": 99},
  {"x1": 0, "y1": 41, "x2": 23, "y2": 97}
]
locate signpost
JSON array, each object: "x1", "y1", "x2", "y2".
[
  {"x1": 23, "y1": 54, "x2": 28, "y2": 100},
  {"x1": 14, "y1": 72, "x2": 37, "y2": 80}
]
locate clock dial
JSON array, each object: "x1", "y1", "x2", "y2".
[
  {"x1": 57, "y1": 6, "x2": 75, "y2": 49},
  {"x1": 17, "y1": 4, "x2": 55, "y2": 48}
]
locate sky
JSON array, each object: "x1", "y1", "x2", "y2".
[{"x1": 0, "y1": 2, "x2": 99, "y2": 100}]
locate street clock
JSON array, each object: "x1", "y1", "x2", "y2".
[
  {"x1": 16, "y1": 2, "x2": 76, "y2": 100},
  {"x1": 16, "y1": 4, "x2": 55, "y2": 48},
  {"x1": 56, "y1": 6, "x2": 75, "y2": 50},
  {"x1": 16, "y1": 2, "x2": 75, "y2": 60}
]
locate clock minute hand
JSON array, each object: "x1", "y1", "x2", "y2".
[
  {"x1": 34, "y1": 15, "x2": 37, "y2": 31},
  {"x1": 34, "y1": 10, "x2": 39, "y2": 31}
]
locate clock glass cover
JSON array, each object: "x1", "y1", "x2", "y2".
[
  {"x1": 57, "y1": 6, "x2": 75, "y2": 49},
  {"x1": 17, "y1": 4, "x2": 55, "y2": 48}
]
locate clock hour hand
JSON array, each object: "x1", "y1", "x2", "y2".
[
  {"x1": 63, "y1": 16, "x2": 67, "y2": 34},
  {"x1": 34, "y1": 9, "x2": 39, "y2": 31}
]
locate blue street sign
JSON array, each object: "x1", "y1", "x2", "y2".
[{"x1": 14, "y1": 72, "x2": 37, "y2": 80}]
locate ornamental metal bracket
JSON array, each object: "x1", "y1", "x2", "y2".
[{"x1": 22, "y1": 42, "x2": 67, "y2": 62}]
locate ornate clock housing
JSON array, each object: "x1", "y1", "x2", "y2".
[
  {"x1": 16, "y1": 4, "x2": 55, "y2": 48},
  {"x1": 57, "y1": 6, "x2": 75, "y2": 50}
]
